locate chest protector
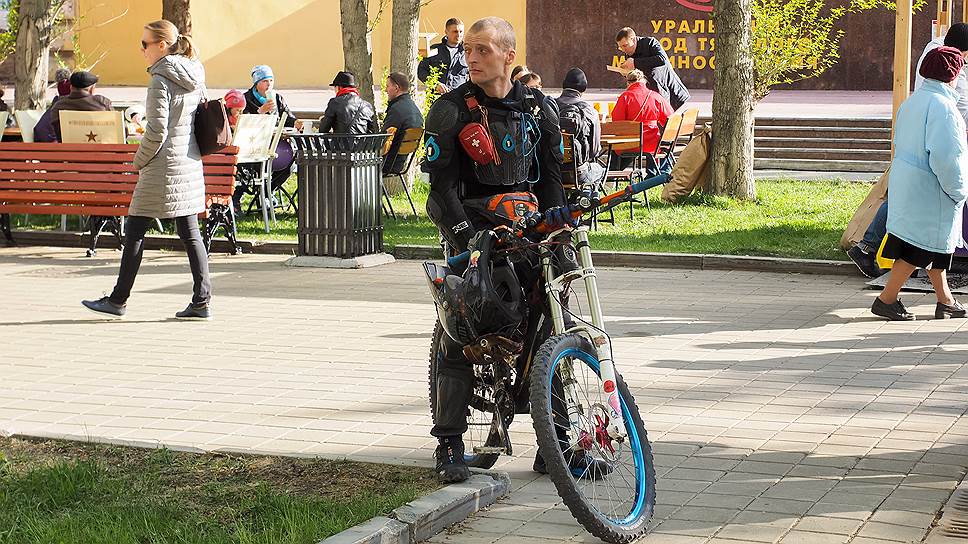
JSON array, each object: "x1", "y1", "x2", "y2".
[{"x1": 459, "y1": 91, "x2": 541, "y2": 187}]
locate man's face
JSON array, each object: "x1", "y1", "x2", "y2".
[
  {"x1": 464, "y1": 28, "x2": 514, "y2": 88},
  {"x1": 446, "y1": 24, "x2": 464, "y2": 46},
  {"x1": 256, "y1": 78, "x2": 274, "y2": 94},
  {"x1": 617, "y1": 36, "x2": 636, "y2": 56},
  {"x1": 386, "y1": 79, "x2": 401, "y2": 100}
]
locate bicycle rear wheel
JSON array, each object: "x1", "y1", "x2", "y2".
[{"x1": 529, "y1": 333, "x2": 655, "y2": 543}]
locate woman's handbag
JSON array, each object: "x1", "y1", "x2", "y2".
[{"x1": 194, "y1": 98, "x2": 231, "y2": 156}]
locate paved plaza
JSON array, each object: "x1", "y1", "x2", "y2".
[{"x1": 2, "y1": 246, "x2": 968, "y2": 543}]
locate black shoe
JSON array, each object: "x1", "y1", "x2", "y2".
[
  {"x1": 936, "y1": 300, "x2": 967, "y2": 319},
  {"x1": 82, "y1": 296, "x2": 125, "y2": 319},
  {"x1": 848, "y1": 245, "x2": 884, "y2": 278},
  {"x1": 533, "y1": 450, "x2": 613, "y2": 480},
  {"x1": 175, "y1": 303, "x2": 212, "y2": 320},
  {"x1": 872, "y1": 298, "x2": 916, "y2": 321},
  {"x1": 434, "y1": 437, "x2": 470, "y2": 483}
]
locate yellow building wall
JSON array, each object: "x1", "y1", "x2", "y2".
[{"x1": 74, "y1": 0, "x2": 527, "y2": 89}]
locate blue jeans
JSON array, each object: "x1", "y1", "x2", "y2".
[{"x1": 859, "y1": 201, "x2": 888, "y2": 253}]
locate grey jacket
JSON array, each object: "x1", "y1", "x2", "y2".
[{"x1": 128, "y1": 55, "x2": 206, "y2": 219}]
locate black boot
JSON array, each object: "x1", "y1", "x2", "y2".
[{"x1": 434, "y1": 436, "x2": 470, "y2": 483}]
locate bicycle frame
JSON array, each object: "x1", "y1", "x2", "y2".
[
  {"x1": 438, "y1": 170, "x2": 671, "y2": 447},
  {"x1": 541, "y1": 225, "x2": 628, "y2": 443}
]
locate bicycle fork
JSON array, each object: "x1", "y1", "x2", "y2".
[{"x1": 542, "y1": 226, "x2": 628, "y2": 443}]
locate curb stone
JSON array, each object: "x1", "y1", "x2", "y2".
[
  {"x1": 319, "y1": 472, "x2": 509, "y2": 544},
  {"x1": 5, "y1": 230, "x2": 859, "y2": 276},
  {"x1": 317, "y1": 517, "x2": 409, "y2": 544}
]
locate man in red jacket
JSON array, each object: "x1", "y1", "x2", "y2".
[{"x1": 611, "y1": 69, "x2": 673, "y2": 170}]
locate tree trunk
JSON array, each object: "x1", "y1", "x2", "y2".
[
  {"x1": 339, "y1": 0, "x2": 376, "y2": 105},
  {"x1": 386, "y1": 0, "x2": 422, "y2": 193},
  {"x1": 389, "y1": 0, "x2": 420, "y2": 91},
  {"x1": 710, "y1": 0, "x2": 755, "y2": 199},
  {"x1": 162, "y1": 0, "x2": 192, "y2": 35},
  {"x1": 14, "y1": 0, "x2": 57, "y2": 111}
]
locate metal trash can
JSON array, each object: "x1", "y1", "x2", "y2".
[{"x1": 289, "y1": 133, "x2": 389, "y2": 258}]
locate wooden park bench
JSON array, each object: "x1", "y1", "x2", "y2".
[{"x1": 0, "y1": 143, "x2": 240, "y2": 256}]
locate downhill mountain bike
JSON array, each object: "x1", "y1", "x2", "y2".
[{"x1": 424, "y1": 172, "x2": 666, "y2": 543}]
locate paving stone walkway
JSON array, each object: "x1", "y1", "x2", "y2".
[{"x1": 1, "y1": 246, "x2": 967, "y2": 544}]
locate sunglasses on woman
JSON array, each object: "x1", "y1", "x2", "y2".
[{"x1": 140, "y1": 39, "x2": 159, "y2": 50}]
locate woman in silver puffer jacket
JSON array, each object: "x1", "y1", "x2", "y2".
[{"x1": 83, "y1": 19, "x2": 213, "y2": 320}]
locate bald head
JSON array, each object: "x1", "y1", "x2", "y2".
[{"x1": 468, "y1": 17, "x2": 516, "y2": 52}]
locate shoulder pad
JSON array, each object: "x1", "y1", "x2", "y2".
[
  {"x1": 537, "y1": 95, "x2": 561, "y2": 131},
  {"x1": 423, "y1": 97, "x2": 462, "y2": 170},
  {"x1": 425, "y1": 97, "x2": 461, "y2": 135}
]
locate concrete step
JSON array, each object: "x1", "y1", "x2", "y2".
[
  {"x1": 753, "y1": 126, "x2": 892, "y2": 139},
  {"x1": 700, "y1": 116, "x2": 891, "y2": 129},
  {"x1": 756, "y1": 147, "x2": 891, "y2": 161},
  {"x1": 754, "y1": 136, "x2": 891, "y2": 150},
  {"x1": 754, "y1": 157, "x2": 889, "y2": 173}
]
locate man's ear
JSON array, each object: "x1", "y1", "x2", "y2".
[{"x1": 506, "y1": 48, "x2": 516, "y2": 68}]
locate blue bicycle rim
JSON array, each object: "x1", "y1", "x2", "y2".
[{"x1": 551, "y1": 347, "x2": 648, "y2": 526}]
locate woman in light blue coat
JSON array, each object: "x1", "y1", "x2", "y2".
[{"x1": 875, "y1": 46, "x2": 968, "y2": 321}]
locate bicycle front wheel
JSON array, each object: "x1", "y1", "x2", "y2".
[{"x1": 529, "y1": 333, "x2": 656, "y2": 543}]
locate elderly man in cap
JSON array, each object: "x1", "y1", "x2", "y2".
[
  {"x1": 318, "y1": 71, "x2": 378, "y2": 135},
  {"x1": 39, "y1": 71, "x2": 113, "y2": 142}
]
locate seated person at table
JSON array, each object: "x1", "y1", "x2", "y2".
[
  {"x1": 0, "y1": 88, "x2": 10, "y2": 128},
  {"x1": 382, "y1": 71, "x2": 424, "y2": 175},
  {"x1": 53, "y1": 68, "x2": 72, "y2": 104},
  {"x1": 30, "y1": 71, "x2": 72, "y2": 139},
  {"x1": 236, "y1": 66, "x2": 298, "y2": 215},
  {"x1": 36, "y1": 71, "x2": 113, "y2": 142},
  {"x1": 555, "y1": 68, "x2": 604, "y2": 188},
  {"x1": 223, "y1": 89, "x2": 246, "y2": 129},
  {"x1": 511, "y1": 65, "x2": 530, "y2": 81},
  {"x1": 319, "y1": 71, "x2": 378, "y2": 135},
  {"x1": 610, "y1": 69, "x2": 672, "y2": 171},
  {"x1": 124, "y1": 104, "x2": 146, "y2": 137},
  {"x1": 519, "y1": 72, "x2": 542, "y2": 89},
  {"x1": 244, "y1": 65, "x2": 303, "y2": 131}
]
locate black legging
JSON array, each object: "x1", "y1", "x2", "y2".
[{"x1": 109, "y1": 215, "x2": 211, "y2": 306}]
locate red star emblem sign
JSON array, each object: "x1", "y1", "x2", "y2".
[{"x1": 677, "y1": 0, "x2": 713, "y2": 12}]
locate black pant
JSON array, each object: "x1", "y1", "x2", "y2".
[
  {"x1": 431, "y1": 211, "x2": 553, "y2": 438},
  {"x1": 109, "y1": 215, "x2": 211, "y2": 306}
]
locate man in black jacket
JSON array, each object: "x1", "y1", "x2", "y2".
[
  {"x1": 319, "y1": 71, "x2": 378, "y2": 135},
  {"x1": 424, "y1": 17, "x2": 606, "y2": 484},
  {"x1": 616, "y1": 27, "x2": 690, "y2": 111},
  {"x1": 555, "y1": 68, "x2": 604, "y2": 188},
  {"x1": 382, "y1": 72, "x2": 424, "y2": 175},
  {"x1": 417, "y1": 18, "x2": 469, "y2": 93}
]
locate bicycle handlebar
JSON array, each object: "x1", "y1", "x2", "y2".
[{"x1": 444, "y1": 170, "x2": 670, "y2": 268}]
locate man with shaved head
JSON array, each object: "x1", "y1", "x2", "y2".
[{"x1": 423, "y1": 17, "x2": 609, "y2": 484}]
